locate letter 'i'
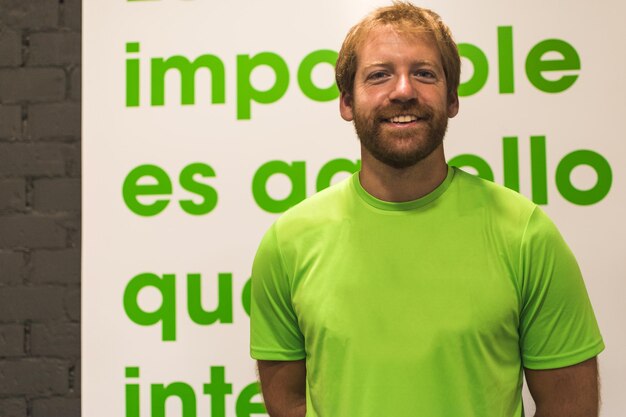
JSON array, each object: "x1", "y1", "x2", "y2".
[
  {"x1": 126, "y1": 42, "x2": 141, "y2": 107},
  {"x1": 126, "y1": 367, "x2": 140, "y2": 417}
]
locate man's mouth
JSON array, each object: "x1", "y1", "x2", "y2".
[
  {"x1": 389, "y1": 115, "x2": 417, "y2": 123},
  {"x1": 383, "y1": 114, "x2": 422, "y2": 124}
]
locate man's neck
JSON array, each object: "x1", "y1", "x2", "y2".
[{"x1": 358, "y1": 145, "x2": 449, "y2": 202}]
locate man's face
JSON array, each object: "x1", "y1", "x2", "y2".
[{"x1": 340, "y1": 25, "x2": 459, "y2": 169}]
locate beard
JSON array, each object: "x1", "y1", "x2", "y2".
[{"x1": 353, "y1": 102, "x2": 449, "y2": 169}]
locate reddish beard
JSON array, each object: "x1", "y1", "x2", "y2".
[{"x1": 353, "y1": 102, "x2": 448, "y2": 169}]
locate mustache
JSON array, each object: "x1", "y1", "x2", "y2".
[{"x1": 377, "y1": 104, "x2": 434, "y2": 120}]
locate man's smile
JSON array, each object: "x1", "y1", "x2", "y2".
[
  {"x1": 387, "y1": 115, "x2": 419, "y2": 123},
  {"x1": 380, "y1": 113, "x2": 429, "y2": 127}
]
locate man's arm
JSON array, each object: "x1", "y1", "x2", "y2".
[
  {"x1": 257, "y1": 359, "x2": 306, "y2": 417},
  {"x1": 525, "y1": 357, "x2": 599, "y2": 417}
]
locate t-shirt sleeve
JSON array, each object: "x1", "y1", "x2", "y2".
[
  {"x1": 250, "y1": 222, "x2": 305, "y2": 361},
  {"x1": 519, "y1": 207, "x2": 604, "y2": 370}
]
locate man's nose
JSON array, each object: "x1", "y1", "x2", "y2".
[{"x1": 389, "y1": 74, "x2": 418, "y2": 102}]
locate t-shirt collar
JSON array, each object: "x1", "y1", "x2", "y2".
[{"x1": 352, "y1": 165, "x2": 455, "y2": 211}]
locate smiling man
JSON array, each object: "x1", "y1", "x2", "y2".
[{"x1": 250, "y1": 3, "x2": 604, "y2": 417}]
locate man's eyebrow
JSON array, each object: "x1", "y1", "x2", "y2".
[
  {"x1": 361, "y1": 62, "x2": 391, "y2": 71},
  {"x1": 413, "y1": 60, "x2": 438, "y2": 67},
  {"x1": 361, "y1": 59, "x2": 439, "y2": 71}
]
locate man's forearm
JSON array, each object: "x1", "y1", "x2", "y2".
[
  {"x1": 534, "y1": 402, "x2": 597, "y2": 417},
  {"x1": 526, "y1": 357, "x2": 599, "y2": 417},
  {"x1": 265, "y1": 401, "x2": 306, "y2": 417},
  {"x1": 258, "y1": 360, "x2": 307, "y2": 417},
  {"x1": 533, "y1": 390, "x2": 598, "y2": 417}
]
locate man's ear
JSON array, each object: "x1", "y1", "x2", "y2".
[
  {"x1": 447, "y1": 92, "x2": 459, "y2": 118},
  {"x1": 339, "y1": 91, "x2": 354, "y2": 121}
]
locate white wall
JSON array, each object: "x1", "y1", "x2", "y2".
[{"x1": 83, "y1": 1, "x2": 625, "y2": 415}]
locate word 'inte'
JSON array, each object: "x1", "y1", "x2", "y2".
[{"x1": 125, "y1": 366, "x2": 265, "y2": 417}]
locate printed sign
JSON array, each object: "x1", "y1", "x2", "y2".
[{"x1": 84, "y1": 1, "x2": 625, "y2": 415}]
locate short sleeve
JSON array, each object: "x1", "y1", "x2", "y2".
[
  {"x1": 250, "y1": 223, "x2": 305, "y2": 360},
  {"x1": 519, "y1": 207, "x2": 604, "y2": 369}
]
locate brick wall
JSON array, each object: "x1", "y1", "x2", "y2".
[{"x1": 0, "y1": 1, "x2": 81, "y2": 416}]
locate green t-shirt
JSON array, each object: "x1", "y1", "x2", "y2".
[{"x1": 250, "y1": 166, "x2": 604, "y2": 417}]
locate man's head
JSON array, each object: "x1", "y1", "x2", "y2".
[
  {"x1": 335, "y1": 2, "x2": 460, "y2": 105},
  {"x1": 335, "y1": 2, "x2": 460, "y2": 169}
]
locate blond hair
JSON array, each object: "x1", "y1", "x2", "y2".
[{"x1": 335, "y1": 2, "x2": 460, "y2": 103}]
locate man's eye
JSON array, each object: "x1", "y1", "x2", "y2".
[
  {"x1": 415, "y1": 70, "x2": 436, "y2": 79},
  {"x1": 368, "y1": 71, "x2": 388, "y2": 80}
]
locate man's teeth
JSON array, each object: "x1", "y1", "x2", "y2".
[{"x1": 389, "y1": 115, "x2": 418, "y2": 123}]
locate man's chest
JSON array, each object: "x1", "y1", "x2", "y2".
[{"x1": 289, "y1": 221, "x2": 522, "y2": 360}]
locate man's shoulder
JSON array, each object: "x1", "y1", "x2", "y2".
[
  {"x1": 452, "y1": 167, "x2": 536, "y2": 211},
  {"x1": 274, "y1": 174, "x2": 353, "y2": 233}
]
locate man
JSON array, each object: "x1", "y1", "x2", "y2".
[{"x1": 250, "y1": 3, "x2": 604, "y2": 416}]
